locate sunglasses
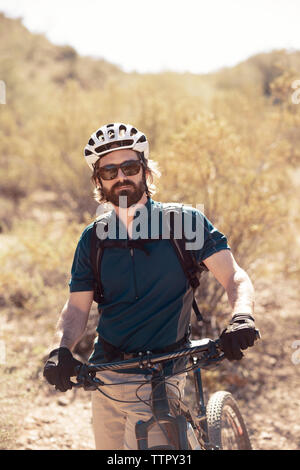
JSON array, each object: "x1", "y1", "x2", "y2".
[{"x1": 98, "y1": 159, "x2": 142, "y2": 180}]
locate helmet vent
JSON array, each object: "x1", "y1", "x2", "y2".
[
  {"x1": 88, "y1": 138, "x2": 95, "y2": 146},
  {"x1": 130, "y1": 127, "x2": 138, "y2": 136},
  {"x1": 119, "y1": 139, "x2": 134, "y2": 147},
  {"x1": 119, "y1": 124, "x2": 127, "y2": 137},
  {"x1": 137, "y1": 135, "x2": 146, "y2": 143},
  {"x1": 96, "y1": 130, "x2": 105, "y2": 141},
  {"x1": 94, "y1": 139, "x2": 134, "y2": 154},
  {"x1": 85, "y1": 149, "x2": 93, "y2": 156},
  {"x1": 108, "y1": 130, "x2": 115, "y2": 139}
]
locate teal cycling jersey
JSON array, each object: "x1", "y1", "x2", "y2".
[{"x1": 68, "y1": 198, "x2": 230, "y2": 374}]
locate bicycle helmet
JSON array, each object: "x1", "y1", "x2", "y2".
[{"x1": 84, "y1": 123, "x2": 149, "y2": 170}]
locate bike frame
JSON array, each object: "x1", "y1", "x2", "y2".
[
  {"x1": 135, "y1": 367, "x2": 189, "y2": 450},
  {"x1": 135, "y1": 358, "x2": 218, "y2": 450}
]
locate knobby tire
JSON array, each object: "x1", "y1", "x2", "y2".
[{"x1": 206, "y1": 391, "x2": 252, "y2": 450}]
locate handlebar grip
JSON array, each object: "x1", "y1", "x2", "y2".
[{"x1": 70, "y1": 364, "x2": 84, "y2": 388}]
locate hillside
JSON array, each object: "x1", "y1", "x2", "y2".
[{"x1": 0, "y1": 12, "x2": 123, "y2": 90}]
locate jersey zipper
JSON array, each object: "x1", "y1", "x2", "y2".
[{"x1": 130, "y1": 248, "x2": 139, "y2": 300}]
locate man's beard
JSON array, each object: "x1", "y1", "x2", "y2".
[{"x1": 102, "y1": 179, "x2": 146, "y2": 207}]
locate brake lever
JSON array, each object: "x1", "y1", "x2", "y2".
[{"x1": 71, "y1": 363, "x2": 104, "y2": 391}]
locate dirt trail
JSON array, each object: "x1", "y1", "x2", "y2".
[
  {"x1": 15, "y1": 391, "x2": 94, "y2": 450},
  {"x1": 239, "y1": 278, "x2": 300, "y2": 450},
  {"x1": 12, "y1": 278, "x2": 300, "y2": 450}
]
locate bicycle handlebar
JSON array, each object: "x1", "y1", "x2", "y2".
[
  {"x1": 85, "y1": 337, "x2": 219, "y2": 373},
  {"x1": 71, "y1": 330, "x2": 260, "y2": 390}
]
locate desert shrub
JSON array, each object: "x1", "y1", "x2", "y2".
[
  {"x1": 157, "y1": 113, "x2": 295, "y2": 335},
  {"x1": 0, "y1": 215, "x2": 92, "y2": 314}
]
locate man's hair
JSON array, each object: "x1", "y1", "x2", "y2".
[{"x1": 90, "y1": 152, "x2": 161, "y2": 204}]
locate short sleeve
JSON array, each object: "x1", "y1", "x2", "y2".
[
  {"x1": 197, "y1": 213, "x2": 230, "y2": 263},
  {"x1": 68, "y1": 225, "x2": 95, "y2": 292},
  {"x1": 186, "y1": 210, "x2": 230, "y2": 265}
]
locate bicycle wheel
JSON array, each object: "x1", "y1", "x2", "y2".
[{"x1": 206, "y1": 391, "x2": 252, "y2": 450}]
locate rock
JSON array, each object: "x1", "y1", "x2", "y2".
[
  {"x1": 260, "y1": 432, "x2": 272, "y2": 440},
  {"x1": 57, "y1": 397, "x2": 69, "y2": 406}
]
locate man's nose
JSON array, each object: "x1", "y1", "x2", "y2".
[
  {"x1": 117, "y1": 167, "x2": 125, "y2": 177},
  {"x1": 116, "y1": 167, "x2": 127, "y2": 179}
]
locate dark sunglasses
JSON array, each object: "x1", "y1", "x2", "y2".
[{"x1": 98, "y1": 159, "x2": 142, "y2": 180}]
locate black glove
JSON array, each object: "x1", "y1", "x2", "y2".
[
  {"x1": 43, "y1": 347, "x2": 82, "y2": 392},
  {"x1": 220, "y1": 314, "x2": 257, "y2": 361}
]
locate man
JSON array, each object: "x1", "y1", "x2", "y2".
[{"x1": 44, "y1": 122, "x2": 257, "y2": 450}]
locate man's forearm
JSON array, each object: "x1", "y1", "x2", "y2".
[
  {"x1": 53, "y1": 301, "x2": 89, "y2": 351},
  {"x1": 225, "y1": 268, "x2": 255, "y2": 317}
]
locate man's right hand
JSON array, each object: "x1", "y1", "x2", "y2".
[{"x1": 43, "y1": 347, "x2": 82, "y2": 392}]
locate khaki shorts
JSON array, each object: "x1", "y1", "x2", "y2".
[{"x1": 91, "y1": 370, "x2": 187, "y2": 450}]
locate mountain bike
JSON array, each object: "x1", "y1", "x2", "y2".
[{"x1": 72, "y1": 333, "x2": 259, "y2": 450}]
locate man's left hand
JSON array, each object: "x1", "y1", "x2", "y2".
[{"x1": 220, "y1": 314, "x2": 258, "y2": 361}]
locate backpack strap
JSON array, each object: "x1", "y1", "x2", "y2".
[
  {"x1": 90, "y1": 217, "x2": 153, "y2": 304},
  {"x1": 165, "y1": 206, "x2": 208, "y2": 324},
  {"x1": 90, "y1": 221, "x2": 105, "y2": 304}
]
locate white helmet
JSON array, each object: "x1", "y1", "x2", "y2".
[{"x1": 84, "y1": 122, "x2": 149, "y2": 170}]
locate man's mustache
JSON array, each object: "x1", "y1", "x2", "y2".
[{"x1": 112, "y1": 181, "x2": 136, "y2": 190}]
